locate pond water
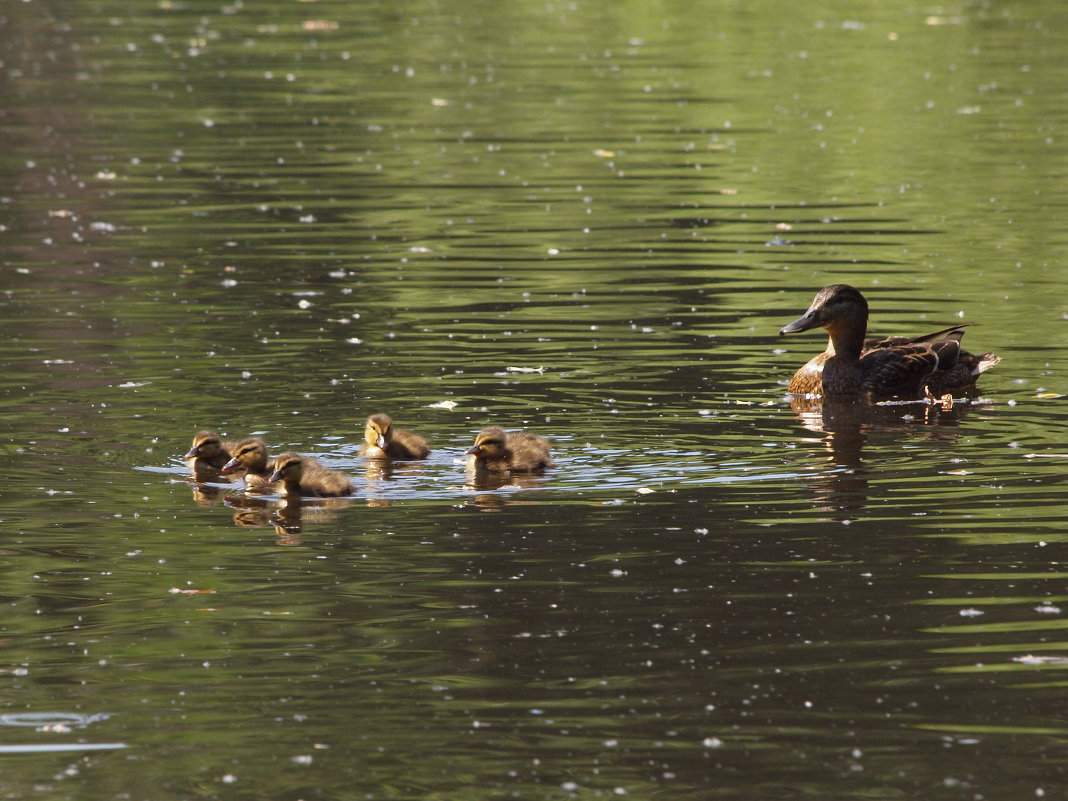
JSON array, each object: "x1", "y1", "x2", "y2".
[{"x1": 3, "y1": 0, "x2": 1068, "y2": 797}]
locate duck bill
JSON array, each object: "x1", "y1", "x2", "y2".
[
  {"x1": 464, "y1": 445, "x2": 482, "y2": 456},
  {"x1": 184, "y1": 447, "x2": 200, "y2": 459},
  {"x1": 779, "y1": 309, "x2": 820, "y2": 335},
  {"x1": 268, "y1": 470, "x2": 284, "y2": 483},
  {"x1": 376, "y1": 435, "x2": 388, "y2": 449},
  {"x1": 220, "y1": 458, "x2": 240, "y2": 474}
]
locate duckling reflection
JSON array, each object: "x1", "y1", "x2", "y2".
[
  {"x1": 220, "y1": 437, "x2": 273, "y2": 492},
  {"x1": 360, "y1": 413, "x2": 430, "y2": 460},
  {"x1": 360, "y1": 457, "x2": 430, "y2": 507},
  {"x1": 224, "y1": 494, "x2": 272, "y2": 528},
  {"x1": 268, "y1": 452, "x2": 354, "y2": 497},
  {"x1": 271, "y1": 494, "x2": 352, "y2": 541},
  {"x1": 787, "y1": 395, "x2": 970, "y2": 518},
  {"x1": 465, "y1": 471, "x2": 551, "y2": 503}
]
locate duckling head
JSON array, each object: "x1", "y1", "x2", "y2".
[
  {"x1": 186, "y1": 430, "x2": 224, "y2": 460},
  {"x1": 269, "y1": 452, "x2": 304, "y2": 484},
  {"x1": 364, "y1": 413, "x2": 393, "y2": 450},
  {"x1": 465, "y1": 426, "x2": 508, "y2": 460},
  {"x1": 222, "y1": 438, "x2": 268, "y2": 474},
  {"x1": 779, "y1": 284, "x2": 868, "y2": 337}
]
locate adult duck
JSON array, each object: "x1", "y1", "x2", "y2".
[{"x1": 779, "y1": 284, "x2": 1000, "y2": 399}]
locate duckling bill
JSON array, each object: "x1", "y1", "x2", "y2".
[{"x1": 779, "y1": 284, "x2": 1000, "y2": 399}]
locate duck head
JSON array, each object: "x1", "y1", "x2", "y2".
[{"x1": 779, "y1": 284, "x2": 869, "y2": 337}]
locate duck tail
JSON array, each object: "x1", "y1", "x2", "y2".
[{"x1": 973, "y1": 352, "x2": 1001, "y2": 376}]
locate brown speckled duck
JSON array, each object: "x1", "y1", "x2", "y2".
[
  {"x1": 220, "y1": 437, "x2": 274, "y2": 491},
  {"x1": 268, "y1": 451, "x2": 354, "y2": 497},
  {"x1": 465, "y1": 426, "x2": 554, "y2": 474},
  {"x1": 359, "y1": 413, "x2": 430, "y2": 460},
  {"x1": 779, "y1": 284, "x2": 1000, "y2": 399},
  {"x1": 184, "y1": 430, "x2": 235, "y2": 471}
]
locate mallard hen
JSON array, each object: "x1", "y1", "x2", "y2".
[{"x1": 779, "y1": 284, "x2": 1000, "y2": 398}]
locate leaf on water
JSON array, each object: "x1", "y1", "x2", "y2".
[
  {"x1": 636, "y1": 487, "x2": 654, "y2": 495},
  {"x1": 593, "y1": 148, "x2": 615, "y2": 158},
  {"x1": 1036, "y1": 392, "x2": 1065, "y2": 399},
  {"x1": 428, "y1": 400, "x2": 458, "y2": 409},
  {"x1": 301, "y1": 20, "x2": 338, "y2": 30},
  {"x1": 506, "y1": 366, "x2": 545, "y2": 374}
]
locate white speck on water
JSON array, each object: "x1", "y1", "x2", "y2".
[{"x1": 959, "y1": 608, "x2": 984, "y2": 617}]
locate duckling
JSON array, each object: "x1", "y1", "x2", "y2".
[
  {"x1": 220, "y1": 437, "x2": 273, "y2": 491},
  {"x1": 184, "y1": 430, "x2": 235, "y2": 471},
  {"x1": 780, "y1": 284, "x2": 1000, "y2": 399},
  {"x1": 268, "y1": 451, "x2": 354, "y2": 497},
  {"x1": 359, "y1": 413, "x2": 431, "y2": 460},
  {"x1": 465, "y1": 426, "x2": 555, "y2": 474}
]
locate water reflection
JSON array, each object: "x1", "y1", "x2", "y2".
[
  {"x1": 787, "y1": 395, "x2": 977, "y2": 519},
  {"x1": 464, "y1": 471, "x2": 552, "y2": 509}
]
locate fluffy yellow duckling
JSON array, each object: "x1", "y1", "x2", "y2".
[
  {"x1": 465, "y1": 426, "x2": 554, "y2": 474},
  {"x1": 220, "y1": 437, "x2": 274, "y2": 491},
  {"x1": 184, "y1": 430, "x2": 235, "y2": 471},
  {"x1": 268, "y1": 451, "x2": 354, "y2": 497},
  {"x1": 359, "y1": 413, "x2": 431, "y2": 460}
]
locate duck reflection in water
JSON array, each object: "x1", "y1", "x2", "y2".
[
  {"x1": 786, "y1": 394, "x2": 974, "y2": 518},
  {"x1": 360, "y1": 458, "x2": 429, "y2": 507},
  {"x1": 465, "y1": 472, "x2": 552, "y2": 509}
]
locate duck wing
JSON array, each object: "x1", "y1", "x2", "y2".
[
  {"x1": 863, "y1": 325, "x2": 969, "y2": 351},
  {"x1": 860, "y1": 344, "x2": 942, "y2": 396}
]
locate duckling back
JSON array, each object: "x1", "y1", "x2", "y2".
[
  {"x1": 269, "y1": 451, "x2": 354, "y2": 497},
  {"x1": 466, "y1": 426, "x2": 554, "y2": 474}
]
